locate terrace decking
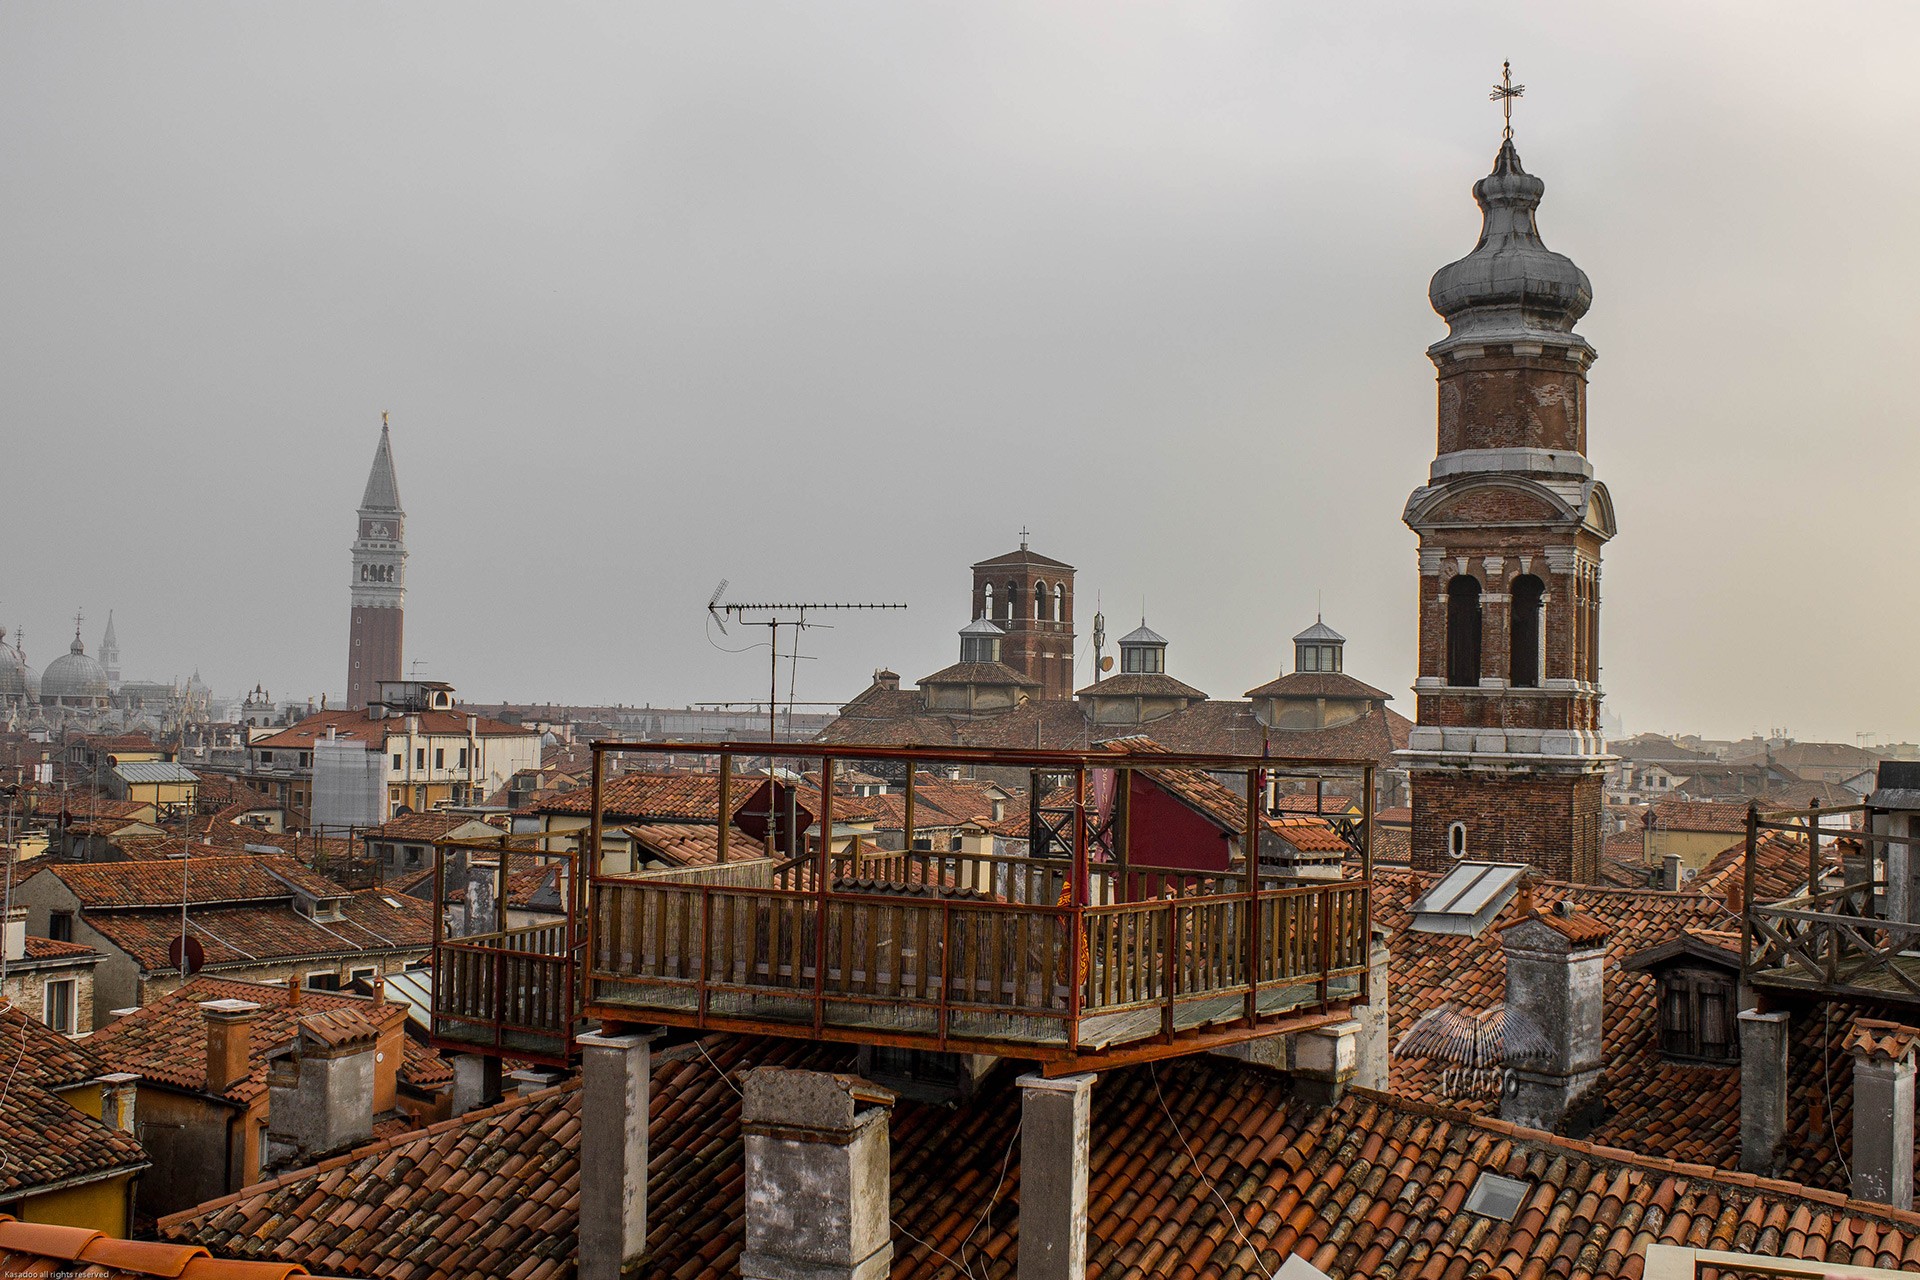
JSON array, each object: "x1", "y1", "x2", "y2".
[{"x1": 433, "y1": 741, "x2": 1377, "y2": 1072}]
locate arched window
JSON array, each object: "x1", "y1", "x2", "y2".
[
  {"x1": 1510, "y1": 575, "x2": 1545, "y2": 688},
  {"x1": 982, "y1": 582, "x2": 995, "y2": 618},
  {"x1": 1005, "y1": 580, "x2": 1019, "y2": 620},
  {"x1": 1448, "y1": 822, "x2": 1468, "y2": 859},
  {"x1": 1446, "y1": 576, "x2": 1482, "y2": 687},
  {"x1": 1034, "y1": 581, "x2": 1047, "y2": 622},
  {"x1": 1053, "y1": 582, "x2": 1065, "y2": 623}
]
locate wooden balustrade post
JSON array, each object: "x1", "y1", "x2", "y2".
[
  {"x1": 1068, "y1": 765, "x2": 1087, "y2": 1053},
  {"x1": 814, "y1": 756, "x2": 834, "y2": 1035},
  {"x1": 1244, "y1": 766, "x2": 1260, "y2": 1025},
  {"x1": 1809, "y1": 799, "x2": 1824, "y2": 975},
  {"x1": 1360, "y1": 763, "x2": 1375, "y2": 1007},
  {"x1": 718, "y1": 753, "x2": 731, "y2": 865}
]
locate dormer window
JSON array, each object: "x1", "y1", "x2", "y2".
[{"x1": 1656, "y1": 966, "x2": 1737, "y2": 1062}]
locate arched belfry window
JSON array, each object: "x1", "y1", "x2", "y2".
[
  {"x1": 983, "y1": 583, "x2": 995, "y2": 618},
  {"x1": 1446, "y1": 576, "x2": 1482, "y2": 687},
  {"x1": 1053, "y1": 582, "x2": 1065, "y2": 623},
  {"x1": 1034, "y1": 581, "x2": 1047, "y2": 622},
  {"x1": 1005, "y1": 580, "x2": 1019, "y2": 620},
  {"x1": 1510, "y1": 575, "x2": 1545, "y2": 688}
]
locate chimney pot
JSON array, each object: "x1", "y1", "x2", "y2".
[{"x1": 741, "y1": 1068, "x2": 895, "y2": 1280}]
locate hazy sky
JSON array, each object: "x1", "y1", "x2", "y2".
[{"x1": 5, "y1": 3, "x2": 1918, "y2": 744}]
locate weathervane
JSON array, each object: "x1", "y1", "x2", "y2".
[{"x1": 1490, "y1": 61, "x2": 1524, "y2": 140}]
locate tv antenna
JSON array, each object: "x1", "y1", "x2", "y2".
[{"x1": 707, "y1": 582, "x2": 905, "y2": 741}]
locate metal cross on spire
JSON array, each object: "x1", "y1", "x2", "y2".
[
  {"x1": 1490, "y1": 60, "x2": 1525, "y2": 140},
  {"x1": 1018, "y1": 525, "x2": 1030, "y2": 550}
]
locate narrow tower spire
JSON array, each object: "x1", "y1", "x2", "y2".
[{"x1": 345, "y1": 416, "x2": 408, "y2": 710}]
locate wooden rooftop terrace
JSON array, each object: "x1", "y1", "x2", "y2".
[
  {"x1": 1743, "y1": 799, "x2": 1920, "y2": 1008},
  {"x1": 431, "y1": 740, "x2": 1379, "y2": 1072}
]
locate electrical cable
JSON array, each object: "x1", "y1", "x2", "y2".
[
  {"x1": 705, "y1": 610, "x2": 771, "y2": 656},
  {"x1": 1152, "y1": 1062, "x2": 1277, "y2": 1279}
]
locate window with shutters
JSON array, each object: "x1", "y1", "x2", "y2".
[{"x1": 1656, "y1": 966, "x2": 1738, "y2": 1062}]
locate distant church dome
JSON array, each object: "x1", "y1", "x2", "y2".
[
  {"x1": 42, "y1": 632, "x2": 110, "y2": 703},
  {"x1": 1428, "y1": 139, "x2": 1591, "y2": 341},
  {"x1": 0, "y1": 631, "x2": 27, "y2": 701}
]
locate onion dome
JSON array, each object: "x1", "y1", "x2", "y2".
[
  {"x1": 42, "y1": 632, "x2": 110, "y2": 702},
  {"x1": 1429, "y1": 139, "x2": 1591, "y2": 343}
]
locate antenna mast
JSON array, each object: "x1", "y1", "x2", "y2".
[{"x1": 707, "y1": 584, "x2": 906, "y2": 741}]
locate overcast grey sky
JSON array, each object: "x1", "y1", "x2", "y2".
[{"x1": 4, "y1": 3, "x2": 1916, "y2": 743}]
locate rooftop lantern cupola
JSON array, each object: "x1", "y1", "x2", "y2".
[
  {"x1": 1117, "y1": 622, "x2": 1167, "y2": 675},
  {"x1": 1293, "y1": 619, "x2": 1345, "y2": 674},
  {"x1": 957, "y1": 616, "x2": 1005, "y2": 665}
]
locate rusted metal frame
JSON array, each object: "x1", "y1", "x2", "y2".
[
  {"x1": 1742, "y1": 803, "x2": 1758, "y2": 979},
  {"x1": 1753, "y1": 801, "x2": 1870, "y2": 824},
  {"x1": 1068, "y1": 763, "x2": 1087, "y2": 1052},
  {"x1": 938, "y1": 900, "x2": 952, "y2": 1050},
  {"x1": 1359, "y1": 763, "x2": 1375, "y2": 1008},
  {"x1": 581, "y1": 1002, "x2": 1078, "y2": 1060},
  {"x1": 431, "y1": 832, "x2": 446, "y2": 1036},
  {"x1": 718, "y1": 753, "x2": 731, "y2": 865},
  {"x1": 1243, "y1": 765, "x2": 1261, "y2": 1026},
  {"x1": 1807, "y1": 798, "x2": 1823, "y2": 913},
  {"x1": 1038, "y1": 1005, "x2": 1353, "y2": 1077},
  {"x1": 1116, "y1": 765, "x2": 1132, "y2": 900},
  {"x1": 697, "y1": 884, "x2": 713, "y2": 1029},
  {"x1": 903, "y1": 766, "x2": 916, "y2": 858},
  {"x1": 814, "y1": 756, "x2": 834, "y2": 1036},
  {"x1": 591, "y1": 737, "x2": 1376, "y2": 776},
  {"x1": 583, "y1": 742, "x2": 605, "y2": 1021}
]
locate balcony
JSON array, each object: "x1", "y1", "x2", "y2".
[
  {"x1": 1742, "y1": 800, "x2": 1920, "y2": 1007},
  {"x1": 432, "y1": 740, "x2": 1379, "y2": 1074}
]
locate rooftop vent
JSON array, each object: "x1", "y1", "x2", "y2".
[
  {"x1": 1464, "y1": 1171, "x2": 1531, "y2": 1221},
  {"x1": 1409, "y1": 862, "x2": 1528, "y2": 937}
]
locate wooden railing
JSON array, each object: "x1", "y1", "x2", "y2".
[
  {"x1": 583, "y1": 873, "x2": 1368, "y2": 1055},
  {"x1": 432, "y1": 921, "x2": 578, "y2": 1061},
  {"x1": 1740, "y1": 799, "x2": 1920, "y2": 1005}
]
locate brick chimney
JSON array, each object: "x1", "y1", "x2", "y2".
[
  {"x1": 1496, "y1": 902, "x2": 1609, "y2": 1134},
  {"x1": 741, "y1": 1068, "x2": 895, "y2": 1280},
  {"x1": 201, "y1": 999, "x2": 261, "y2": 1095},
  {"x1": 1845, "y1": 1018, "x2": 1920, "y2": 1209}
]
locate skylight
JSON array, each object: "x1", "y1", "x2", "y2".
[
  {"x1": 1464, "y1": 1171, "x2": 1530, "y2": 1221},
  {"x1": 1409, "y1": 861, "x2": 1528, "y2": 937}
]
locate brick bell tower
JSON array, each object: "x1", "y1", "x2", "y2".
[
  {"x1": 969, "y1": 536, "x2": 1076, "y2": 700},
  {"x1": 1400, "y1": 120, "x2": 1616, "y2": 883},
  {"x1": 346, "y1": 416, "x2": 406, "y2": 710}
]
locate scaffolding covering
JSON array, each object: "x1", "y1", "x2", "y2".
[{"x1": 312, "y1": 738, "x2": 385, "y2": 838}]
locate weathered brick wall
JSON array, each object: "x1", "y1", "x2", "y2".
[
  {"x1": 1413, "y1": 693, "x2": 1581, "y2": 731},
  {"x1": 1411, "y1": 771, "x2": 1605, "y2": 883},
  {"x1": 1435, "y1": 354, "x2": 1587, "y2": 455}
]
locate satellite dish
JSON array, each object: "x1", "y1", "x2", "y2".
[
  {"x1": 169, "y1": 935, "x2": 205, "y2": 977},
  {"x1": 1099, "y1": 656, "x2": 1114, "y2": 672}
]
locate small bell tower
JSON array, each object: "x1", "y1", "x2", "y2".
[{"x1": 1401, "y1": 72, "x2": 1616, "y2": 883}]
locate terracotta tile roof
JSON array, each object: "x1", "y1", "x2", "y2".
[
  {"x1": 87, "y1": 976, "x2": 434, "y2": 1105},
  {"x1": 294, "y1": 1007, "x2": 382, "y2": 1052},
  {"x1": 83, "y1": 889, "x2": 432, "y2": 973},
  {"x1": 1695, "y1": 830, "x2": 1826, "y2": 903},
  {"x1": 1844, "y1": 1018, "x2": 1920, "y2": 1064},
  {"x1": 249, "y1": 708, "x2": 533, "y2": 751},
  {"x1": 0, "y1": 1217, "x2": 352, "y2": 1279},
  {"x1": 1073, "y1": 671, "x2": 1209, "y2": 700},
  {"x1": 40, "y1": 854, "x2": 346, "y2": 909},
  {"x1": 532, "y1": 772, "x2": 761, "y2": 823},
  {"x1": 916, "y1": 660, "x2": 1040, "y2": 688},
  {"x1": 162, "y1": 1035, "x2": 847, "y2": 1280},
  {"x1": 1651, "y1": 796, "x2": 1754, "y2": 834},
  {"x1": 20, "y1": 934, "x2": 96, "y2": 961},
  {"x1": 1242, "y1": 670, "x2": 1394, "y2": 701},
  {"x1": 626, "y1": 823, "x2": 756, "y2": 868},
  {"x1": 0, "y1": 1006, "x2": 150, "y2": 1197},
  {"x1": 163, "y1": 1038, "x2": 1920, "y2": 1279},
  {"x1": 361, "y1": 812, "x2": 492, "y2": 843},
  {"x1": 1499, "y1": 904, "x2": 1613, "y2": 945}
]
